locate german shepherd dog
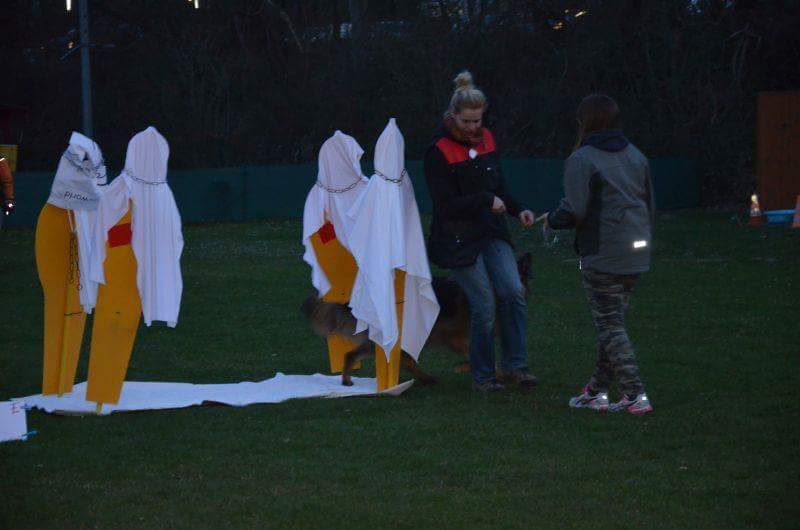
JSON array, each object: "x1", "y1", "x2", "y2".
[{"x1": 301, "y1": 253, "x2": 532, "y2": 386}]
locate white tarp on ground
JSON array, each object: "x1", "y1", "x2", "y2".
[
  {"x1": 15, "y1": 374, "x2": 413, "y2": 416},
  {"x1": 0, "y1": 401, "x2": 28, "y2": 442}
]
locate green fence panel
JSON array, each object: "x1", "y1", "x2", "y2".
[
  {"x1": 242, "y1": 165, "x2": 316, "y2": 220},
  {"x1": 650, "y1": 158, "x2": 698, "y2": 209},
  {"x1": 3, "y1": 157, "x2": 697, "y2": 229},
  {"x1": 170, "y1": 167, "x2": 247, "y2": 223},
  {"x1": 4, "y1": 171, "x2": 51, "y2": 228},
  {"x1": 500, "y1": 158, "x2": 565, "y2": 212}
]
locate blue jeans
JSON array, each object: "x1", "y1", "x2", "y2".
[{"x1": 451, "y1": 239, "x2": 529, "y2": 383}]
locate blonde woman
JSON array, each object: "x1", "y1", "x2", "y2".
[{"x1": 424, "y1": 71, "x2": 536, "y2": 392}]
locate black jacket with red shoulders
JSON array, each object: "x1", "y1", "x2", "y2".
[{"x1": 424, "y1": 126, "x2": 527, "y2": 269}]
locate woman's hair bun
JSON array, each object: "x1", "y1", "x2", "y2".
[
  {"x1": 447, "y1": 70, "x2": 486, "y2": 114},
  {"x1": 453, "y1": 70, "x2": 474, "y2": 90}
]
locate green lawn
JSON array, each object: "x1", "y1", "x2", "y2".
[{"x1": 1, "y1": 213, "x2": 798, "y2": 529}]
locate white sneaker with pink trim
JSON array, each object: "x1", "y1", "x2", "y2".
[
  {"x1": 568, "y1": 385, "x2": 609, "y2": 411},
  {"x1": 610, "y1": 393, "x2": 653, "y2": 415}
]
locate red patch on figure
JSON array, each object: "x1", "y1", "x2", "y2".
[
  {"x1": 108, "y1": 223, "x2": 132, "y2": 247},
  {"x1": 318, "y1": 221, "x2": 336, "y2": 244}
]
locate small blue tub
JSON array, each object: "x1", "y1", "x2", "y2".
[{"x1": 764, "y1": 209, "x2": 795, "y2": 226}]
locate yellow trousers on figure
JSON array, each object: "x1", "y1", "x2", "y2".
[
  {"x1": 310, "y1": 221, "x2": 360, "y2": 373},
  {"x1": 35, "y1": 204, "x2": 86, "y2": 396},
  {"x1": 375, "y1": 270, "x2": 405, "y2": 390},
  {"x1": 35, "y1": 202, "x2": 142, "y2": 411},
  {"x1": 85, "y1": 207, "x2": 141, "y2": 410},
  {"x1": 309, "y1": 221, "x2": 403, "y2": 390}
]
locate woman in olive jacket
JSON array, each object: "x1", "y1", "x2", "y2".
[{"x1": 424, "y1": 71, "x2": 536, "y2": 392}]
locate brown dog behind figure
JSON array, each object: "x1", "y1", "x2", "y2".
[{"x1": 301, "y1": 252, "x2": 532, "y2": 386}]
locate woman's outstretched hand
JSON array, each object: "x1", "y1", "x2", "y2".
[
  {"x1": 519, "y1": 209, "x2": 535, "y2": 227},
  {"x1": 535, "y1": 212, "x2": 550, "y2": 229}
]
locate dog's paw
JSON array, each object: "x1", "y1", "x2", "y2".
[{"x1": 341, "y1": 379, "x2": 354, "y2": 387}]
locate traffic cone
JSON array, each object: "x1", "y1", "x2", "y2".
[
  {"x1": 792, "y1": 195, "x2": 800, "y2": 229},
  {"x1": 0, "y1": 157, "x2": 11, "y2": 183},
  {"x1": 748, "y1": 193, "x2": 763, "y2": 226}
]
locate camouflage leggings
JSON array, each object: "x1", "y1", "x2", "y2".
[{"x1": 582, "y1": 268, "x2": 644, "y2": 396}]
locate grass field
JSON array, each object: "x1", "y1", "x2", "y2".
[{"x1": 1, "y1": 212, "x2": 798, "y2": 529}]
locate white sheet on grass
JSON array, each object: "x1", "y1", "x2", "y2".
[
  {"x1": 15, "y1": 374, "x2": 413, "y2": 416},
  {"x1": 0, "y1": 401, "x2": 28, "y2": 442}
]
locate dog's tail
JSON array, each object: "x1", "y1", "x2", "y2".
[{"x1": 300, "y1": 294, "x2": 320, "y2": 320}]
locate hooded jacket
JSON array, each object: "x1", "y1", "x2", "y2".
[{"x1": 548, "y1": 129, "x2": 655, "y2": 275}]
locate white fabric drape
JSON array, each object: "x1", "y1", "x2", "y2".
[
  {"x1": 90, "y1": 126, "x2": 184, "y2": 328},
  {"x1": 347, "y1": 119, "x2": 439, "y2": 360},
  {"x1": 47, "y1": 132, "x2": 107, "y2": 314},
  {"x1": 16, "y1": 375, "x2": 413, "y2": 415},
  {"x1": 301, "y1": 131, "x2": 368, "y2": 296},
  {"x1": 73, "y1": 210, "x2": 99, "y2": 313},
  {"x1": 47, "y1": 132, "x2": 106, "y2": 211}
]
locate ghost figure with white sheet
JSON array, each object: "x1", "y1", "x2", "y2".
[
  {"x1": 35, "y1": 131, "x2": 109, "y2": 398},
  {"x1": 77, "y1": 126, "x2": 184, "y2": 410},
  {"x1": 302, "y1": 130, "x2": 368, "y2": 298},
  {"x1": 48, "y1": 132, "x2": 108, "y2": 313},
  {"x1": 91, "y1": 126, "x2": 184, "y2": 328},
  {"x1": 347, "y1": 118, "x2": 440, "y2": 375}
]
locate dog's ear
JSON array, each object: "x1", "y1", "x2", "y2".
[{"x1": 518, "y1": 252, "x2": 533, "y2": 279}]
